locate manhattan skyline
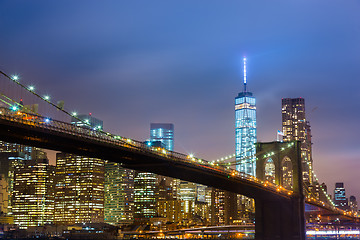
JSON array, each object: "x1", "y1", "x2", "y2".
[{"x1": 0, "y1": 1, "x2": 359, "y2": 200}]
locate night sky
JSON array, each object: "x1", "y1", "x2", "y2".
[{"x1": 1, "y1": 1, "x2": 360, "y2": 199}]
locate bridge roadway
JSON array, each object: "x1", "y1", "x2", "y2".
[
  {"x1": 0, "y1": 109, "x2": 347, "y2": 212},
  {"x1": 0, "y1": 108, "x2": 292, "y2": 201},
  {"x1": 2, "y1": 108, "x2": 350, "y2": 240}
]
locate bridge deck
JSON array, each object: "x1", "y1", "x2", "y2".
[{"x1": 0, "y1": 108, "x2": 293, "y2": 201}]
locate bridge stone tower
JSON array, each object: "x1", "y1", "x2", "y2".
[{"x1": 255, "y1": 141, "x2": 306, "y2": 240}]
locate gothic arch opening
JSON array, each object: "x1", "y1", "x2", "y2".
[
  {"x1": 282, "y1": 156, "x2": 293, "y2": 190},
  {"x1": 264, "y1": 158, "x2": 276, "y2": 184}
]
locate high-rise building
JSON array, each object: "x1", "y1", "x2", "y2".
[
  {"x1": 210, "y1": 189, "x2": 238, "y2": 225},
  {"x1": 157, "y1": 199, "x2": 185, "y2": 223},
  {"x1": 134, "y1": 123, "x2": 175, "y2": 222},
  {"x1": 12, "y1": 153, "x2": 55, "y2": 228},
  {"x1": 104, "y1": 162, "x2": 134, "y2": 226},
  {"x1": 281, "y1": 98, "x2": 313, "y2": 184},
  {"x1": 134, "y1": 172, "x2": 157, "y2": 222},
  {"x1": 0, "y1": 174, "x2": 8, "y2": 215},
  {"x1": 234, "y1": 58, "x2": 256, "y2": 222},
  {"x1": 196, "y1": 185, "x2": 207, "y2": 203},
  {"x1": 235, "y1": 57, "x2": 257, "y2": 175},
  {"x1": 349, "y1": 196, "x2": 357, "y2": 213},
  {"x1": 334, "y1": 182, "x2": 348, "y2": 210},
  {"x1": 157, "y1": 176, "x2": 175, "y2": 201},
  {"x1": 54, "y1": 153, "x2": 105, "y2": 224},
  {"x1": 150, "y1": 123, "x2": 174, "y2": 151},
  {"x1": 178, "y1": 181, "x2": 197, "y2": 202},
  {"x1": 54, "y1": 114, "x2": 105, "y2": 225},
  {"x1": 150, "y1": 123, "x2": 203, "y2": 222},
  {"x1": 0, "y1": 140, "x2": 34, "y2": 218},
  {"x1": 6, "y1": 154, "x2": 26, "y2": 216},
  {"x1": 194, "y1": 201, "x2": 210, "y2": 225},
  {"x1": 178, "y1": 181, "x2": 196, "y2": 219}
]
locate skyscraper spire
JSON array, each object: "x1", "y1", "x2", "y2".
[{"x1": 243, "y1": 57, "x2": 247, "y2": 92}]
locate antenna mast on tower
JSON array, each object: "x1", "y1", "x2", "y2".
[{"x1": 243, "y1": 57, "x2": 247, "y2": 92}]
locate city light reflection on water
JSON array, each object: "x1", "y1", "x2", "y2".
[{"x1": 306, "y1": 229, "x2": 360, "y2": 239}]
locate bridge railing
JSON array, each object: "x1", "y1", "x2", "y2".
[{"x1": 0, "y1": 107, "x2": 293, "y2": 197}]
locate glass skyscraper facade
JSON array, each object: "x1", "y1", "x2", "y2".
[
  {"x1": 150, "y1": 123, "x2": 174, "y2": 151},
  {"x1": 235, "y1": 90, "x2": 257, "y2": 175},
  {"x1": 334, "y1": 182, "x2": 348, "y2": 210}
]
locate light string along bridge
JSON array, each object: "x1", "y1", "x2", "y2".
[{"x1": 0, "y1": 70, "x2": 357, "y2": 219}]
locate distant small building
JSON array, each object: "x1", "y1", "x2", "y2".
[
  {"x1": 144, "y1": 140, "x2": 166, "y2": 148},
  {"x1": 71, "y1": 113, "x2": 103, "y2": 130},
  {"x1": 334, "y1": 182, "x2": 348, "y2": 210}
]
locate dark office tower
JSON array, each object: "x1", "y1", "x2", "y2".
[
  {"x1": 54, "y1": 114, "x2": 105, "y2": 225},
  {"x1": 282, "y1": 98, "x2": 313, "y2": 185},
  {"x1": 150, "y1": 123, "x2": 174, "y2": 151},
  {"x1": 349, "y1": 196, "x2": 357, "y2": 213},
  {"x1": 12, "y1": 152, "x2": 55, "y2": 228},
  {"x1": 157, "y1": 176, "x2": 175, "y2": 201},
  {"x1": 210, "y1": 189, "x2": 238, "y2": 225},
  {"x1": 319, "y1": 182, "x2": 329, "y2": 203},
  {"x1": 0, "y1": 174, "x2": 8, "y2": 215},
  {"x1": 334, "y1": 182, "x2": 348, "y2": 210},
  {"x1": 321, "y1": 183, "x2": 327, "y2": 193},
  {"x1": 104, "y1": 162, "x2": 134, "y2": 226}
]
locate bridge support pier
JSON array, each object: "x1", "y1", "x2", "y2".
[{"x1": 255, "y1": 196, "x2": 305, "y2": 240}]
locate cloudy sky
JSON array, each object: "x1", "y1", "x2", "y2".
[{"x1": 1, "y1": 1, "x2": 359, "y2": 198}]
